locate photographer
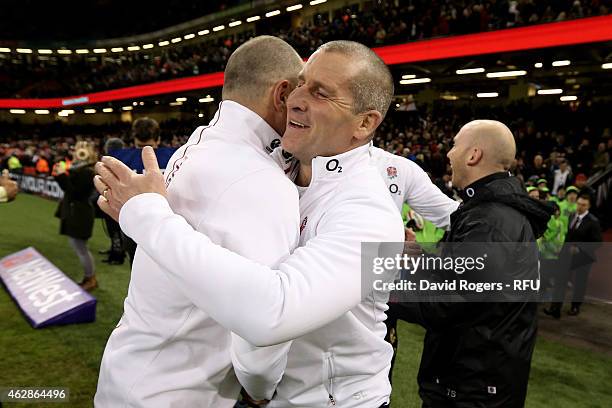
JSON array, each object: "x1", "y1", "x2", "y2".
[{"x1": 54, "y1": 141, "x2": 98, "y2": 291}]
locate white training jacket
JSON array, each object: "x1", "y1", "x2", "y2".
[
  {"x1": 370, "y1": 146, "x2": 459, "y2": 228},
  {"x1": 229, "y1": 147, "x2": 459, "y2": 405},
  {"x1": 94, "y1": 100, "x2": 301, "y2": 407},
  {"x1": 118, "y1": 143, "x2": 405, "y2": 407}
]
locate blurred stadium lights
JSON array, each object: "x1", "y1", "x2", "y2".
[
  {"x1": 537, "y1": 89, "x2": 563, "y2": 95},
  {"x1": 58, "y1": 111, "x2": 69, "y2": 117},
  {"x1": 400, "y1": 78, "x2": 431, "y2": 85},
  {"x1": 228, "y1": 21, "x2": 242, "y2": 27},
  {"x1": 197, "y1": 29, "x2": 210, "y2": 35},
  {"x1": 310, "y1": 0, "x2": 327, "y2": 5},
  {"x1": 102, "y1": 108, "x2": 113, "y2": 113},
  {"x1": 61, "y1": 109, "x2": 75, "y2": 114},
  {"x1": 176, "y1": 97, "x2": 187, "y2": 102},
  {"x1": 158, "y1": 41, "x2": 169, "y2": 46},
  {"x1": 199, "y1": 96, "x2": 214, "y2": 103},
  {"x1": 441, "y1": 94, "x2": 459, "y2": 100},
  {"x1": 57, "y1": 49, "x2": 72, "y2": 54},
  {"x1": 477, "y1": 92, "x2": 499, "y2": 98},
  {"x1": 401, "y1": 74, "x2": 416, "y2": 79},
  {"x1": 287, "y1": 4, "x2": 303, "y2": 12},
  {"x1": 93, "y1": 49, "x2": 106, "y2": 53},
  {"x1": 0, "y1": 47, "x2": 10, "y2": 52},
  {"x1": 552, "y1": 60, "x2": 571, "y2": 66},
  {"x1": 184, "y1": 33, "x2": 196, "y2": 40},
  {"x1": 111, "y1": 47, "x2": 124, "y2": 52},
  {"x1": 122, "y1": 106, "x2": 133, "y2": 111},
  {"x1": 246, "y1": 16, "x2": 260, "y2": 23},
  {"x1": 37, "y1": 49, "x2": 53, "y2": 54},
  {"x1": 198, "y1": 113, "x2": 204, "y2": 117},
  {"x1": 132, "y1": 101, "x2": 138, "y2": 106},
  {"x1": 128, "y1": 45, "x2": 141, "y2": 51},
  {"x1": 534, "y1": 62, "x2": 543, "y2": 68},
  {"x1": 212, "y1": 25, "x2": 225, "y2": 32},
  {"x1": 486, "y1": 70, "x2": 527, "y2": 78},
  {"x1": 9, "y1": 109, "x2": 26, "y2": 114},
  {"x1": 171, "y1": 37, "x2": 182, "y2": 43},
  {"x1": 34, "y1": 109, "x2": 50, "y2": 114},
  {"x1": 265, "y1": 10, "x2": 281, "y2": 17},
  {"x1": 602, "y1": 63, "x2": 612, "y2": 69},
  {"x1": 560, "y1": 95, "x2": 578, "y2": 101},
  {"x1": 456, "y1": 68, "x2": 485, "y2": 75},
  {"x1": 139, "y1": 101, "x2": 144, "y2": 106},
  {"x1": 142, "y1": 43, "x2": 154, "y2": 49},
  {"x1": 84, "y1": 109, "x2": 96, "y2": 114},
  {"x1": 169, "y1": 101, "x2": 183, "y2": 106},
  {"x1": 16, "y1": 48, "x2": 33, "y2": 53},
  {"x1": 75, "y1": 49, "x2": 89, "y2": 54}
]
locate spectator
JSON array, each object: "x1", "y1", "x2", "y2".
[
  {"x1": 53, "y1": 141, "x2": 98, "y2": 291},
  {"x1": 551, "y1": 158, "x2": 573, "y2": 195},
  {"x1": 592, "y1": 142, "x2": 610, "y2": 173}
]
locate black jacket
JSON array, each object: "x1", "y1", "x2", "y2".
[
  {"x1": 54, "y1": 163, "x2": 96, "y2": 240},
  {"x1": 565, "y1": 212, "x2": 602, "y2": 267},
  {"x1": 407, "y1": 172, "x2": 553, "y2": 408}
]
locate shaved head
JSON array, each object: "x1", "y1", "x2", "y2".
[
  {"x1": 447, "y1": 120, "x2": 516, "y2": 189},
  {"x1": 222, "y1": 35, "x2": 303, "y2": 104},
  {"x1": 460, "y1": 120, "x2": 516, "y2": 170}
]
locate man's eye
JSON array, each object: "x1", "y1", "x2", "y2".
[{"x1": 316, "y1": 91, "x2": 327, "y2": 98}]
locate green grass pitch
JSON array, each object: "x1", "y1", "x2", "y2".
[{"x1": 1, "y1": 194, "x2": 611, "y2": 407}]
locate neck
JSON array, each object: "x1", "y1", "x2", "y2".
[
  {"x1": 462, "y1": 167, "x2": 506, "y2": 189},
  {"x1": 296, "y1": 163, "x2": 312, "y2": 187}
]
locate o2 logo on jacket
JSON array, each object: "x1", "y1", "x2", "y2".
[
  {"x1": 300, "y1": 217, "x2": 308, "y2": 234},
  {"x1": 386, "y1": 166, "x2": 397, "y2": 179},
  {"x1": 389, "y1": 183, "x2": 401, "y2": 195},
  {"x1": 326, "y1": 159, "x2": 342, "y2": 173}
]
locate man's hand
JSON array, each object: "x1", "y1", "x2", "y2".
[
  {"x1": 94, "y1": 146, "x2": 167, "y2": 222},
  {"x1": 0, "y1": 169, "x2": 18, "y2": 201}
]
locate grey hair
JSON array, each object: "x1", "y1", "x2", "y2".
[
  {"x1": 222, "y1": 36, "x2": 303, "y2": 101},
  {"x1": 317, "y1": 40, "x2": 394, "y2": 118}
]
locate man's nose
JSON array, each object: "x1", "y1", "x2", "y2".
[{"x1": 288, "y1": 89, "x2": 308, "y2": 113}]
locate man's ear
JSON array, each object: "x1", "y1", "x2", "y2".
[
  {"x1": 272, "y1": 80, "x2": 291, "y2": 112},
  {"x1": 467, "y1": 148, "x2": 483, "y2": 166},
  {"x1": 354, "y1": 110, "x2": 383, "y2": 142}
]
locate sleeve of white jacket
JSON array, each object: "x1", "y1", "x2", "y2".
[
  {"x1": 403, "y1": 159, "x2": 459, "y2": 229},
  {"x1": 230, "y1": 334, "x2": 291, "y2": 401},
  {"x1": 120, "y1": 190, "x2": 404, "y2": 347}
]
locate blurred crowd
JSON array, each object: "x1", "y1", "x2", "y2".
[
  {"x1": 2, "y1": 0, "x2": 608, "y2": 97},
  {"x1": 0, "y1": 119, "x2": 192, "y2": 177},
  {"x1": 2, "y1": 100, "x2": 609, "y2": 192}
]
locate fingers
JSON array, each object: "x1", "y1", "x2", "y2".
[
  {"x1": 97, "y1": 196, "x2": 120, "y2": 222},
  {"x1": 95, "y1": 162, "x2": 121, "y2": 190},
  {"x1": 93, "y1": 175, "x2": 108, "y2": 196},
  {"x1": 101, "y1": 155, "x2": 134, "y2": 182},
  {"x1": 141, "y1": 146, "x2": 162, "y2": 175}
]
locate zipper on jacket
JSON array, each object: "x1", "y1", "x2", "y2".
[{"x1": 323, "y1": 352, "x2": 335, "y2": 406}]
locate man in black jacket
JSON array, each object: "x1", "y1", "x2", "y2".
[
  {"x1": 545, "y1": 194, "x2": 602, "y2": 318},
  {"x1": 402, "y1": 120, "x2": 552, "y2": 408}
]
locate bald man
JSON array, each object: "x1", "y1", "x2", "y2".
[{"x1": 399, "y1": 120, "x2": 553, "y2": 408}]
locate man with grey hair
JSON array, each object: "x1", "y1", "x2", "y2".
[
  {"x1": 96, "y1": 39, "x2": 405, "y2": 407},
  {"x1": 94, "y1": 35, "x2": 304, "y2": 407}
]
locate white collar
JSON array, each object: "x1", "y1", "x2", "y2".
[
  {"x1": 210, "y1": 100, "x2": 282, "y2": 154},
  {"x1": 309, "y1": 143, "x2": 371, "y2": 185}
]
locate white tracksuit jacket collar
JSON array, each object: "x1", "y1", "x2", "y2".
[
  {"x1": 207, "y1": 100, "x2": 282, "y2": 155},
  {"x1": 307, "y1": 143, "x2": 372, "y2": 185}
]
